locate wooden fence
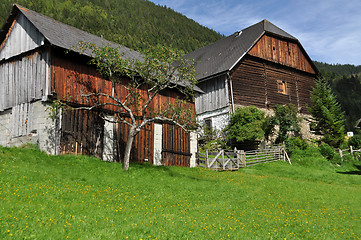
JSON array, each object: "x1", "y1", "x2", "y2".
[
  {"x1": 339, "y1": 146, "x2": 361, "y2": 161},
  {"x1": 197, "y1": 145, "x2": 290, "y2": 171}
]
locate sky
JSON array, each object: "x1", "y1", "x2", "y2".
[{"x1": 149, "y1": 0, "x2": 361, "y2": 66}]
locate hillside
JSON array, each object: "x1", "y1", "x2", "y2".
[
  {"x1": 314, "y1": 61, "x2": 361, "y2": 76},
  {"x1": 313, "y1": 61, "x2": 361, "y2": 130},
  {"x1": 1, "y1": 145, "x2": 361, "y2": 239},
  {"x1": 0, "y1": 0, "x2": 223, "y2": 53}
]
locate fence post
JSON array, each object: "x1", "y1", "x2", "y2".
[
  {"x1": 206, "y1": 150, "x2": 209, "y2": 168},
  {"x1": 239, "y1": 150, "x2": 246, "y2": 167},
  {"x1": 350, "y1": 146, "x2": 354, "y2": 155},
  {"x1": 222, "y1": 150, "x2": 225, "y2": 170},
  {"x1": 234, "y1": 147, "x2": 238, "y2": 169},
  {"x1": 339, "y1": 149, "x2": 343, "y2": 161}
]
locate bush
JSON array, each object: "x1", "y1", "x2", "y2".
[
  {"x1": 225, "y1": 106, "x2": 265, "y2": 145},
  {"x1": 272, "y1": 104, "x2": 300, "y2": 143},
  {"x1": 285, "y1": 137, "x2": 308, "y2": 156},
  {"x1": 200, "y1": 140, "x2": 229, "y2": 152},
  {"x1": 318, "y1": 143, "x2": 341, "y2": 164},
  {"x1": 349, "y1": 135, "x2": 361, "y2": 149}
]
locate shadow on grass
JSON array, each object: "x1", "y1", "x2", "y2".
[{"x1": 337, "y1": 164, "x2": 361, "y2": 175}]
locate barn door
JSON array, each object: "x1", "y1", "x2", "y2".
[
  {"x1": 60, "y1": 109, "x2": 104, "y2": 158},
  {"x1": 114, "y1": 119, "x2": 154, "y2": 164},
  {"x1": 162, "y1": 124, "x2": 191, "y2": 167}
]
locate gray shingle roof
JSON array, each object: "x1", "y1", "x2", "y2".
[
  {"x1": 183, "y1": 20, "x2": 299, "y2": 81},
  {"x1": 1, "y1": 4, "x2": 203, "y2": 92},
  {"x1": 13, "y1": 4, "x2": 143, "y2": 61}
]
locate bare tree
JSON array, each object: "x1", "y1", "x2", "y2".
[{"x1": 74, "y1": 43, "x2": 197, "y2": 170}]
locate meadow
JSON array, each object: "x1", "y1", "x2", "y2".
[{"x1": 1, "y1": 145, "x2": 361, "y2": 239}]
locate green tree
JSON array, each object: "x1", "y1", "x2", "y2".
[
  {"x1": 225, "y1": 106, "x2": 266, "y2": 144},
  {"x1": 308, "y1": 77, "x2": 345, "y2": 147},
  {"x1": 77, "y1": 43, "x2": 197, "y2": 170},
  {"x1": 272, "y1": 104, "x2": 300, "y2": 143}
]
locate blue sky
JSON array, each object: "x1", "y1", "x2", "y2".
[{"x1": 149, "y1": 0, "x2": 361, "y2": 66}]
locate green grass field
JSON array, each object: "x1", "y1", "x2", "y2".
[{"x1": 1, "y1": 145, "x2": 361, "y2": 239}]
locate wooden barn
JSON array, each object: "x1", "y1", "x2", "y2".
[
  {"x1": 184, "y1": 20, "x2": 318, "y2": 135},
  {"x1": 0, "y1": 4, "x2": 198, "y2": 167}
]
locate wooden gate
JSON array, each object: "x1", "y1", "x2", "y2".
[
  {"x1": 60, "y1": 109, "x2": 104, "y2": 158},
  {"x1": 197, "y1": 145, "x2": 290, "y2": 170},
  {"x1": 162, "y1": 124, "x2": 191, "y2": 167}
]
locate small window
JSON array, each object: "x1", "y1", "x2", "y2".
[
  {"x1": 204, "y1": 119, "x2": 212, "y2": 131},
  {"x1": 277, "y1": 80, "x2": 289, "y2": 95}
]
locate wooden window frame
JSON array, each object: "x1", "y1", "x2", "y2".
[
  {"x1": 204, "y1": 118, "x2": 212, "y2": 131},
  {"x1": 277, "y1": 80, "x2": 289, "y2": 95}
]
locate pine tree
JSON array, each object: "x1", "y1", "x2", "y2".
[{"x1": 308, "y1": 77, "x2": 345, "y2": 147}]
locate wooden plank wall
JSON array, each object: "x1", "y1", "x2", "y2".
[
  {"x1": 11, "y1": 102, "x2": 33, "y2": 137},
  {"x1": 231, "y1": 57, "x2": 267, "y2": 108},
  {"x1": 60, "y1": 109, "x2": 104, "y2": 159},
  {"x1": 53, "y1": 51, "x2": 194, "y2": 166},
  {"x1": 114, "y1": 118, "x2": 154, "y2": 164},
  {"x1": 162, "y1": 124, "x2": 191, "y2": 167},
  {"x1": 51, "y1": 51, "x2": 195, "y2": 115},
  {"x1": 0, "y1": 50, "x2": 50, "y2": 111},
  {"x1": 195, "y1": 74, "x2": 228, "y2": 114},
  {"x1": 231, "y1": 55, "x2": 315, "y2": 112},
  {"x1": 248, "y1": 34, "x2": 316, "y2": 74}
]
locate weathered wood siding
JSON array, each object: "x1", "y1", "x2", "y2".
[
  {"x1": 0, "y1": 50, "x2": 51, "y2": 111},
  {"x1": 61, "y1": 109, "x2": 104, "y2": 159},
  {"x1": 52, "y1": 51, "x2": 195, "y2": 165},
  {"x1": 10, "y1": 103, "x2": 33, "y2": 137},
  {"x1": 248, "y1": 34, "x2": 316, "y2": 74},
  {"x1": 0, "y1": 14, "x2": 44, "y2": 61},
  {"x1": 114, "y1": 118, "x2": 154, "y2": 164},
  {"x1": 52, "y1": 51, "x2": 194, "y2": 114},
  {"x1": 231, "y1": 55, "x2": 315, "y2": 112},
  {"x1": 195, "y1": 74, "x2": 229, "y2": 114},
  {"x1": 162, "y1": 124, "x2": 191, "y2": 167}
]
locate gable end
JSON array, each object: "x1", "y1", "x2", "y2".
[
  {"x1": 248, "y1": 34, "x2": 316, "y2": 74},
  {"x1": 0, "y1": 13, "x2": 45, "y2": 61}
]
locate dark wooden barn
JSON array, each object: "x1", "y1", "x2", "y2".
[
  {"x1": 0, "y1": 4, "x2": 197, "y2": 167},
  {"x1": 184, "y1": 20, "x2": 318, "y2": 136}
]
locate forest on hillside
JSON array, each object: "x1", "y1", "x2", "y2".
[
  {"x1": 0, "y1": 0, "x2": 223, "y2": 53},
  {"x1": 314, "y1": 61, "x2": 361, "y2": 131}
]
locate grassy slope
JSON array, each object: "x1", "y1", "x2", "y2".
[{"x1": 1, "y1": 145, "x2": 361, "y2": 239}]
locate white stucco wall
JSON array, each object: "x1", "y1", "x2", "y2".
[
  {"x1": 197, "y1": 106, "x2": 230, "y2": 133},
  {"x1": 103, "y1": 116, "x2": 114, "y2": 162},
  {"x1": 153, "y1": 123, "x2": 163, "y2": 166},
  {"x1": 189, "y1": 132, "x2": 198, "y2": 168}
]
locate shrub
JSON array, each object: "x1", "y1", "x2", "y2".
[
  {"x1": 225, "y1": 106, "x2": 265, "y2": 145},
  {"x1": 272, "y1": 104, "x2": 300, "y2": 143},
  {"x1": 349, "y1": 135, "x2": 361, "y2": 149},
  {"x1": 318, "y1": 143, "x2": 341, "y2": 164},
  {"x1": 285, "y1": 137, "x2": 308, "y2": 156}
]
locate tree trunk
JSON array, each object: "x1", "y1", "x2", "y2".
[{"x1": 123, "y1": 126, "x2": 137, "y2": 170}]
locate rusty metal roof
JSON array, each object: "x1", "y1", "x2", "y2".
[{"x1": 183, "y1": 20, "x2": 299, "y2": 81}]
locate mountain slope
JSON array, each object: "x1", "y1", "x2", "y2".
[
  {"x1": 313, "y1": 61, "x2": 361, "y2": 130},
  {"x1": 0, "y1": 0, "x2": 223, "y2": 53}
]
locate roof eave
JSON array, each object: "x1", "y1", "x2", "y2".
[{"x1": 228, "y1": 31, "x2": 266, "y2": 72}]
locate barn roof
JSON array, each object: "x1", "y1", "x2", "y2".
[
  {"x1": 0, "y1": 4, "x2": 202, "y2": 92},
  {"x1": 183, "y1": 19, "x2": 313, "y2": 81},
  {"x1": 0, "y1": 4, "x2": 143, "y2": 61}
]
